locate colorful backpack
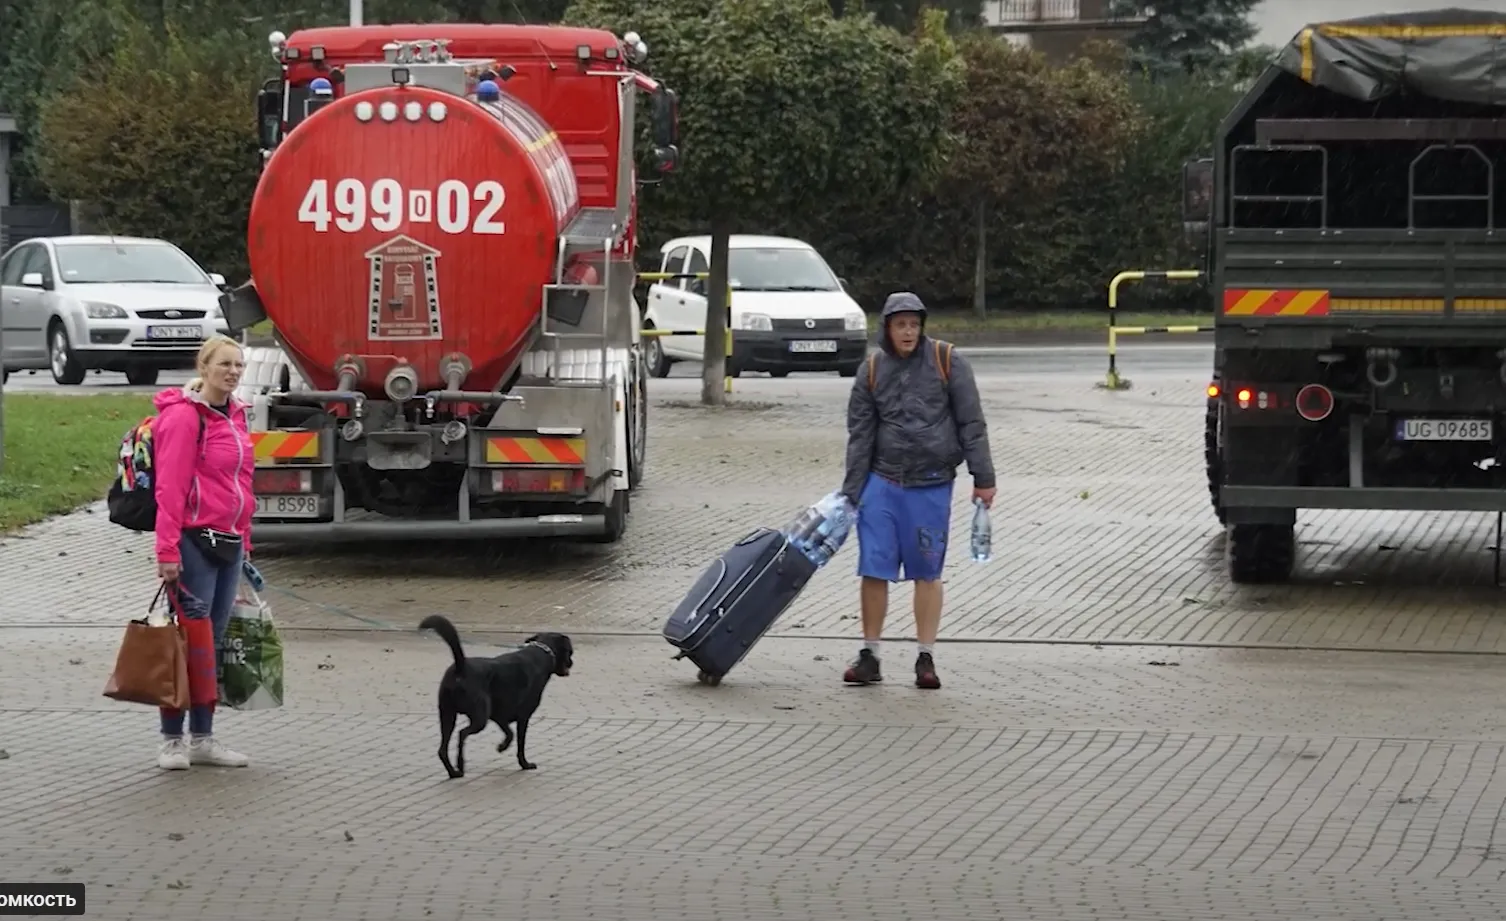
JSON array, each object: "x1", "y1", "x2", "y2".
[{"x1": 106, "y1": 413, "x2": 204, "y2": 533}]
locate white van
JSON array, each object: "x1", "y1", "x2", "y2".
[{"x1": 642, "y1": 234, "x2": 869, "y2": 378}]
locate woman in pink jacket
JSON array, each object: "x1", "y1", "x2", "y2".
[{"x1": 151, "y1": 334, "x2": 256, "y2": 771}]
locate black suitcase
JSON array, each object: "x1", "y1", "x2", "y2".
[{"x1": 663, "y1": 527, "x2": 819, "y2": 685}]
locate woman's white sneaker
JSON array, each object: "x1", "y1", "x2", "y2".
[
  {"x1": 157, "y1": 736, "x2": 191, "y2": 771},
  {"x1": 188, "y1": 736, "x2": 249, "y2": 767}
]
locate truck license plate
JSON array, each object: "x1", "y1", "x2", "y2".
[
  {"x1": 1394, "y1": 418, "x2": 1493, "y2": 442},
  {"x1": 789, "y1": 339, "x2": 837, "y2": 353},
  {"x1": 146, "y1": 325, "x2": 202, "y2": 340},
  {"x1": 255, "y1": 495, "x2": 320, "y2": 518}
]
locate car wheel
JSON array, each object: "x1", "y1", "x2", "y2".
[
  {"x1": 644, "y1": 326, "x2": 671, "y2": 378},
  {"x1": 49, "y1": 322, "x2": 86, "y2": 385},
  {"x1": 126, "y1": 366, "x2": 159, "y2": 387}
]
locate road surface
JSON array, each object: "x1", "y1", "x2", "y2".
[{"x1": 2, "y1": 338, "x2": 1504, "y2": 921}]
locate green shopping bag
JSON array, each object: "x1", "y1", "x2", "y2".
[{"x1": 217, "y1": 583, "x2": 285, "y2": 711}]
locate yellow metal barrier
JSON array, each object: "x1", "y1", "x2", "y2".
[
  {"x1": 1105, "y1": 269, "x2": 1206, "y2": 390},
  {"x1": 637, "y1": 271, "x2": 735, "y2": 394}
]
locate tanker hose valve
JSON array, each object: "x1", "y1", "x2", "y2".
[
  {"x1": 441, "y1": 420, "x2": 468, "y2": 445},
  {"x1": 440, "y1": 354, "x2": 472, "y2": 393},
  {"x1": 1365, "y1": 347, "x2": 1400, "y2": 390},
  {"x1": 334, "y1": 359, "x2": 362, "y2": 393},
  {"x1": 384, "y1": 363, "x2": 419, "y2": 403},
  {"x1": 341, "y1": 419, "x2": 364, "y2": 442}
]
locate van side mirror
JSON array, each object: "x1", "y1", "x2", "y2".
[
  {"x1": 650, "y1": 86, "x2": 679, "y2": 174},
  {"x1": 20, "y1": 272, "x2": 43, "y2": 288},
  {"x1": 256, "y1": 84, "x2": 284, "y2": 149}
]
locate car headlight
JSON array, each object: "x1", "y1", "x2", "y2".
[
  {"x1": 844, "y1": 312, "x2": 867, "y2": 331},
  {"x1": 84, "y1": 302, "x2": 128, "y2": 320},
  {"x1": 740, "y1": 313, "x2": 773, "y2": 331}
]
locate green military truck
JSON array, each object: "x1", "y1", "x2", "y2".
[{"x1": 1189, "y1": 10, "x2": 1506, "y2": 584}]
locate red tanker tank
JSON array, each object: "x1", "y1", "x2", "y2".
[{"x1": 247, "y1": 82, "x2": 581, "y2": 395}]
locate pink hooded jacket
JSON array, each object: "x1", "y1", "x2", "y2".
[{"x1": 152, "y1": 385, "x2": 255, "y2": 564}]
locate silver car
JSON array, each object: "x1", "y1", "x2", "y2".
[{"x1": 0, "y1": 235, "x2": 232, "y2": 386}]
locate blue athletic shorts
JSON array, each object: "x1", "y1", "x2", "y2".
[{"x1": 855, "y1": 472, "x2": 955, "y2": 583}]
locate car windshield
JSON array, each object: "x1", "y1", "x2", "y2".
[
  {"x1": 727, "y1": 247, "x2": 840, "y2": 292},
  {"x1": 54, "y1": 243, "x2": 207, "y2": 285}
]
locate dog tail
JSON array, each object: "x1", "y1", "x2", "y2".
[{"x1": 419, "y1": 614, "x2": 467, "y2": 675}]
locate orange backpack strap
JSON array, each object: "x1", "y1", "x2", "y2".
[
  {"x1": 866, "y1": 352, "x2": 879, "y2": 391},
  {"x1": 933, "y1": 340, "x2": 953, "y2": 384}
]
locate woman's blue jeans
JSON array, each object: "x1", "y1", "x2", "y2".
[{"x1": 160, "y1": 536, "x2": 243, "y2": 737}]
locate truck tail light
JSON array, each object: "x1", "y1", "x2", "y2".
[
  {"x1": 1295, "y1": 383, "x2": 1335, "y2": 421},
  {"x1": 254, "y1": 468, "x2": 313, "y2": 493},
  {"x1": 491, "y1": 469, "x2": 587, "y2": 494},
  {"x1": 1206, "y1": 382, "x2": 1221, "y2": 399},
  {"x1": 1236, "y1": 388, "x2": 1253, "y2": 408}
]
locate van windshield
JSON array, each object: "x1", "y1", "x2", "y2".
[{"x1": 728, "y1": 248, "x2": 840, "y2": 292}]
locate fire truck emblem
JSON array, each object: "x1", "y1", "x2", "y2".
[{"x1": 364, "y1": 234, "x2": 443, "y2": 341}]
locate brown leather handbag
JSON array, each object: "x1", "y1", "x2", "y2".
[{"x1": 102, "y1": 585, "x2": 191, "y2": 710}]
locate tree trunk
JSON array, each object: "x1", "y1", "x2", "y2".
[
  {"x1": 972, "y1": 199, "x2": 987, "y2": 320},
  {"x1": 701, "y1": 213, "x2": 733, "y2": 406}
]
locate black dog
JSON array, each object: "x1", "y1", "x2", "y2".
[{"x1": 418, "y1": 614, "x2": 573, "y2": 778}]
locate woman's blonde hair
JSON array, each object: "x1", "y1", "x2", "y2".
[{"x1": 186, "y1": 334, "x2": 245, "y2": 393}]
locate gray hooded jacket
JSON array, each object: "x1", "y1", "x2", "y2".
[{"x1": 841, "y1": 292, "x2": 995, "y2": 502}]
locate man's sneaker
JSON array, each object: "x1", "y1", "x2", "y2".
[
  {"x1": 157, "y1": 736, "x2": 190, "y2": 771},
  {"x1": 189, "y1": 736, "x2": 249, "y2": 768},
  {"x1": 915, "y1": 652, "x2": 941, "y2": 690},
  {"x1": 843, "y1": 648, "x2": 883, "y2": 685}
]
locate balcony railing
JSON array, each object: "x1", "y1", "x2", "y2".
[{"x1": 983, "y1": 0, "x2": 1147, "y2": 29}]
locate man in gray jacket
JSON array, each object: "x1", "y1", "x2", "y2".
[{"x1": 840, "y1": 292, "x2": 995, "y2": 689}]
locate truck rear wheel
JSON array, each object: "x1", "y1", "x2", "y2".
[
  {"x1": 1204, "y1": 399, "x2": 1226, "y2": 525},
  {"x1": 584, "y1": 488, "x2": 629, "y2": 544},
  {"x1": 1228, "y1": 523, "x2": 1295, "y2": 584},
  {"x1": 628, "y1": 351, "x2": 647, "y2": 489}
]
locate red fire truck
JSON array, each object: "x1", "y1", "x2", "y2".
[{"x1": 222, "y1": 23, "x2": 680, "y2": 544}]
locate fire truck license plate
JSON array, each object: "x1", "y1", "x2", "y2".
[
  {"x1": 1395, "y1": 419, "x2": 1493, "y2": 442},
  {"x1": 146, "y1": 325, "x2": 202, "y2": 340},
  {"x1": 256, "y1": 495, "x2": 320, "y2": 518}
]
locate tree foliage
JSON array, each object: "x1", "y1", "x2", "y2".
[
  {"x1": 1108, "y1": 0, "x2": 1259, "y2": 78},
  {"x1": 35, "y1": 22, "x2": 264, "y2": 279},
  {"x1": 565, "y1": 0, "x2": 963, "y2": 222}
]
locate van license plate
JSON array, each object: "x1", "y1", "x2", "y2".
[
  {"x1": 255, "y1": 495, "x2": 320, "y2": 518},
  {"x1": 146, "y1": 325, "x2": 201, "y2": 340},
  {"x1": 789, "y1": 340, "x2": 837, "y2": 353},
  {"x1": 1394, "y1": 419, "x2": 1493, "y2": 441}
]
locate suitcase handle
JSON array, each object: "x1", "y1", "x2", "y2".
[
  {"x1": 734, "y1": 529, "x2": 769, "y2": 546},
  {"x1": 687, "y1": 559, "x2": 727, "y2": 618}
]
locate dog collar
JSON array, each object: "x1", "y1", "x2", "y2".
[{"x1": 524, "y1": 640, "x2": 555, "y2": 661}]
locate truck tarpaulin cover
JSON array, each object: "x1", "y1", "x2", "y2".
[{"x1": 1274, "y1": 9, "x2": 1506, "y2": 105}]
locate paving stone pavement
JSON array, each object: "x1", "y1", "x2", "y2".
[
  {"x1": 5, "y1": 367, "x2": 1506, "y2": 651},
  {"x1": 5, "y1": 359, "x2": 1506, "y2": 919}
]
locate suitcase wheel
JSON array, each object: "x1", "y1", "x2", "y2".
[{"x1": 696, "y1": 670, "x2": 723, "y2": 687}]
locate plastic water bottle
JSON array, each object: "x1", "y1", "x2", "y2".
[
  {"x1": 786, "y1": 491, "x2": 856, "y2": 568},
  {"x1": 970, "y1": 498, "x2": 992, "y2": 563},
  {"x1": 242, "y1": 559, "x2": 267, "y2": 592}
]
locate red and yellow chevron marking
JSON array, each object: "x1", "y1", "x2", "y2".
[
  {"x1": 251, "y1": 431, "x2": 320, "y2": 461},
  {"x1": 1222, "y1": 289, "x2": 1331, "y2": 317},
  {"x1": 485, "y1": 436, "x2": 586, "y2": 465}
]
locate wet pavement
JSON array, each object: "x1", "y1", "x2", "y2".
[{"x1": 3, "y1": 349, "x2": 1506, "y2": 920}]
